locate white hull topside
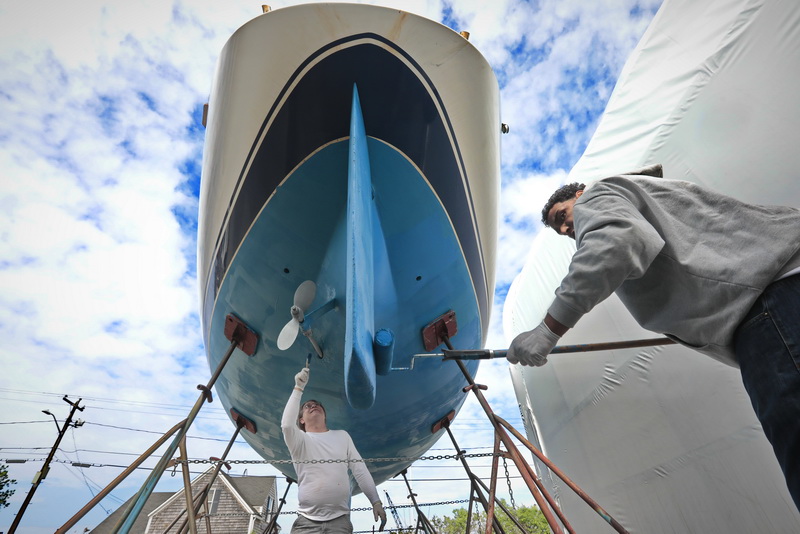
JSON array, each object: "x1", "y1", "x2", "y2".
[{"x1": 198, "y1": 3, "x2": 500, "y2": 325}]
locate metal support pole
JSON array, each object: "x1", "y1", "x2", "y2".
[
  {"x1": 178, "y1": 437, "x2": 198, "y2": 534},
  {"x1": 462, "y1": 375, "x2": 569, "y2": 532},
  {"x1": 485, "y1": 433, "x2": 501, "y2": 534},
  {"x1": 465, "y1": 487, "x2": 476, "y2": 534},
  {"x1": 448, "y1": 339, "x2": 630, "y2": 534},
  {"x1": 201, "y1": 497, "x2": 212, "y2": 534},
  {"x1": 399, "y1": 469, "x2": 437, "y2": 533},
  {"x1": 496, "y1": 419, "x2": 573, "y2": 534},
  {"x1": 440, "y1": 334, "x2": 565, "y2": 534},
  {"x1": 112, "y1": 314, "x2": 257, "y2": 534},
  {"x1": 56, "y1": 419, "x2": 187, "y2": 534},
  {"x1": 202, "y1": 470, "x2": 216, "y2": 534},
  {"x1": 160, "y1": 490, "x2": 205, "y2": 534},
  {"x1": 9, "y1": 395, "x2": 84, "y2": 534},
  {"x1": 111, "y1": 345, "x2": 233, "y2": 534},
  {"x1": 494, "y1": 415, "x2": 629, "y2": 534},
  {"x1": 176, "y1": 423, "x2": 244, "y2": 534},
  {"x1": 440, "y1": 424, "x2": 505, "y2": 534},
  {"x1": 470, "y1": 476, "x2": 528, "y2": 534},
  {"x1": 261, "y1": 477, "x2": 295, "y2": 534}
]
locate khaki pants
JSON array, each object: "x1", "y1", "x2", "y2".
[{"x1": 291, "y1": 514, "x2": 353, "y2": 533}]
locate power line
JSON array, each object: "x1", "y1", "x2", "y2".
[
  {"x1": 0, "y1": 419, "x2": 238, "y2": 442},
  {"x1": 64, "y1": 432, "x2": 115, "y2": 513},
  {"x1": 1, "y1": 457, "x2": 212, "y2": 475},
  {"x1": 85, "y1": 421, "x2": 242, "y2": 442},
  {"x1": 0, "y1": 395, "x2": 231, "y2": 422},
  {"x1": 0, "y1": 420, "x2": 49, "y2": 425},
  {"x1": 0, "y1": 447, "x2": 147, "y2": 456},
  {"x1": 0, "y1": 387, "x2": 225, "y2": 412},
  {"x1": 0, "y1": 387, "x2": 214, "y2": 410},
  {"x1": 0, "y1": 388, "x2": 522, "y2": 426}
]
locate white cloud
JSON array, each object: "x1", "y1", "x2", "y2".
[{"x1": 494, "y1": 0, "x2": 659, "y2": 172}]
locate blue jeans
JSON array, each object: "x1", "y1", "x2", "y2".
[{"x1": 734, "y1": 273, "x2": 800, "y2": 511}]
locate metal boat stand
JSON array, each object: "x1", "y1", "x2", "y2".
[
  {"x1": 55, "y1": 314, "x2": 259, "y2": 534},
  {"x1": 439, "y1": 333, "x2": 631, "y2": 534},
  {"x1": 395, "y1": 468, "x2": 437, "y2": 533},
  {"x1": 164, "y1": 409, "x2": 257, "y2": 534},
  {"x1": 261, "y1": 477, "x2": 295, "y2": 534},
  {"x1": 431, "y1": 410, "x2": 526, "y2": 534}
]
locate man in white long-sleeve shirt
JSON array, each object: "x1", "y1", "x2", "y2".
[
  {"x1": 282, "y1": 365, "x2": 386, "y2": 533},
  {"x1": 507, "y1": 165, "x2": 800, "y2": 510}
]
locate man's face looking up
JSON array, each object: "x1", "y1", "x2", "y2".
[{"x1": 547, "y1": 190, "x2": 583, "y2": 239}]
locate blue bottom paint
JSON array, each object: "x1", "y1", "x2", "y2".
[{"x1": 204, "y1": 137, "x2": 481, "y2": 486}]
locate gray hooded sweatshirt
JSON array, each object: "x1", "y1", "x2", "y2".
[{"x1": 547, "y1": 166, "x2": 800, "y2": 366}]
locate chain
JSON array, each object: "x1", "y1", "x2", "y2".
[
  {"x1": 184, "y1": 499, "x2": 470, "y2": 517},
  {"x1": 502, "y1": 455, "x2": 516, "y2": 510},
  {"x1": 177, "y1": 452, "x2": 499, "y2": 466},
  {"x1": 289, "y1": 498, "x2": 470, "y2": 515},
  {"x1": 349, "y1": 499, "x2": 469, "y2": 513}
]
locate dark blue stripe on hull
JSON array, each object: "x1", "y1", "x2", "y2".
[{"x1": 203, "y1": 35, "x2": 488, "y2": 346}]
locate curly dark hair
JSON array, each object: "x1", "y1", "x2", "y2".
[{"x1": 541, "y1": 182, "x2": 586, "y2": 227}]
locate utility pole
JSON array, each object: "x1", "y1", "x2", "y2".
[{"x1": 8, "y1": 395, "x2": 84, "y2": 534}]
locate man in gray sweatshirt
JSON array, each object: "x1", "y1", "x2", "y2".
[{"x1": 506, "y1": 164, "x2": 800, "y2": 509}]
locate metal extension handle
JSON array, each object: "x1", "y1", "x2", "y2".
[{"x1": 437, "y1": 337, "x2": 676, "y2": 360}]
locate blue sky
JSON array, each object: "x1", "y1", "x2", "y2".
[{"x1": 0, "y1": 0, "x2": 660, "y2": 532}]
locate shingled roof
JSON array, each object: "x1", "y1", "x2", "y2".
[
  {"x1": 90, "y1": 469, "x2": 276, "y2": 533},
  {"x1": 90, "y1": 492, "x2": 172, "y2": 534}
]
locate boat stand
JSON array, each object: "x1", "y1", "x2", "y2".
[
  {"x1": 396, "y1": 468, "x2": 437, "y2": 533},
  {"x1": 165, "y1": 409, "x2": 257, "y2": 534},
  {"x1": 439, "y1": 332, "x2": 630, "y2": 534},
  {"x1": 261, "y1": 477, "x2": 295, "y2": 534},
  {"x1": 431, "y1": 410, "x2": 527, "y2": 534},
  {"x1": 55, "y1": 314, "x2": 259, "y2": 534}
]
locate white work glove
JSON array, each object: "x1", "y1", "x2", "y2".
[
  {"x1": 372, "y1": 501, "x2": 386, "y2": 523},
  {"x1": 294, "y1": 366, "x2": 309, "y2": 390},
  {"x1": 506, "y1": 321, "x2": 560, "y2": 367}
]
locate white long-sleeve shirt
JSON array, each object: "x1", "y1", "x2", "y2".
[{"x1": 281, "y1": 389, "x2": 380, "y2": 521}]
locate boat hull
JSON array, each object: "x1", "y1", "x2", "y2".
[{"x1": 198, "y1": 4, "x2": 499, "y2": 485}]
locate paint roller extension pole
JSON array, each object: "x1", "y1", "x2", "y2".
[{"x1": 438, "y1": 337, "x2": 676, "y2": 360}]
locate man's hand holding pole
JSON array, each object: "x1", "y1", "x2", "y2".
[
  {"x1": 507, "y1": 321, "x2": 561, "y2": 367},
  {"x1": 294, "y1": 366, "x2": 309, "y2": 391},
  {"x1": 372, "y1": 500, "x2": 387, "y2": 526}
]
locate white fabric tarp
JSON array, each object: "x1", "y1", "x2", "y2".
[{"x1": 503, "y1": 0, "x2": 800, "y2": 531}]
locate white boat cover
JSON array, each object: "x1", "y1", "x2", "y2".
[{"x1": 503, "y1": 0, "x2": 800, "y2": 531}]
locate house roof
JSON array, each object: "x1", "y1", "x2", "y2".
[
  {"x1": 149, "y1": 468, "x2": 276, "y2": 518},
  {"x1": 89, "y1": 470, "x2": 276, "y2": 533},
  {"x1": 90, "y1": 492, "x2": 172, "y2": 533},
  {"x1": 225, "y1": 472, "x2": 277, "y2": 507}
]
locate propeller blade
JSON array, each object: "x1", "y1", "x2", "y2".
[
  {"x1": 277, "y1": 319, "x2": 300, "y2": 350},
  {"x1": 294, "y1": 280, "x2": 316, "y2": 310},
  {"x1": 277, "y1": 281, "x2": 316, "y2": 350}
]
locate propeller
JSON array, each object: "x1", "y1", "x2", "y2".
[{"x1": 277, "y1": 280, "x2": 316, "y2": 350}]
